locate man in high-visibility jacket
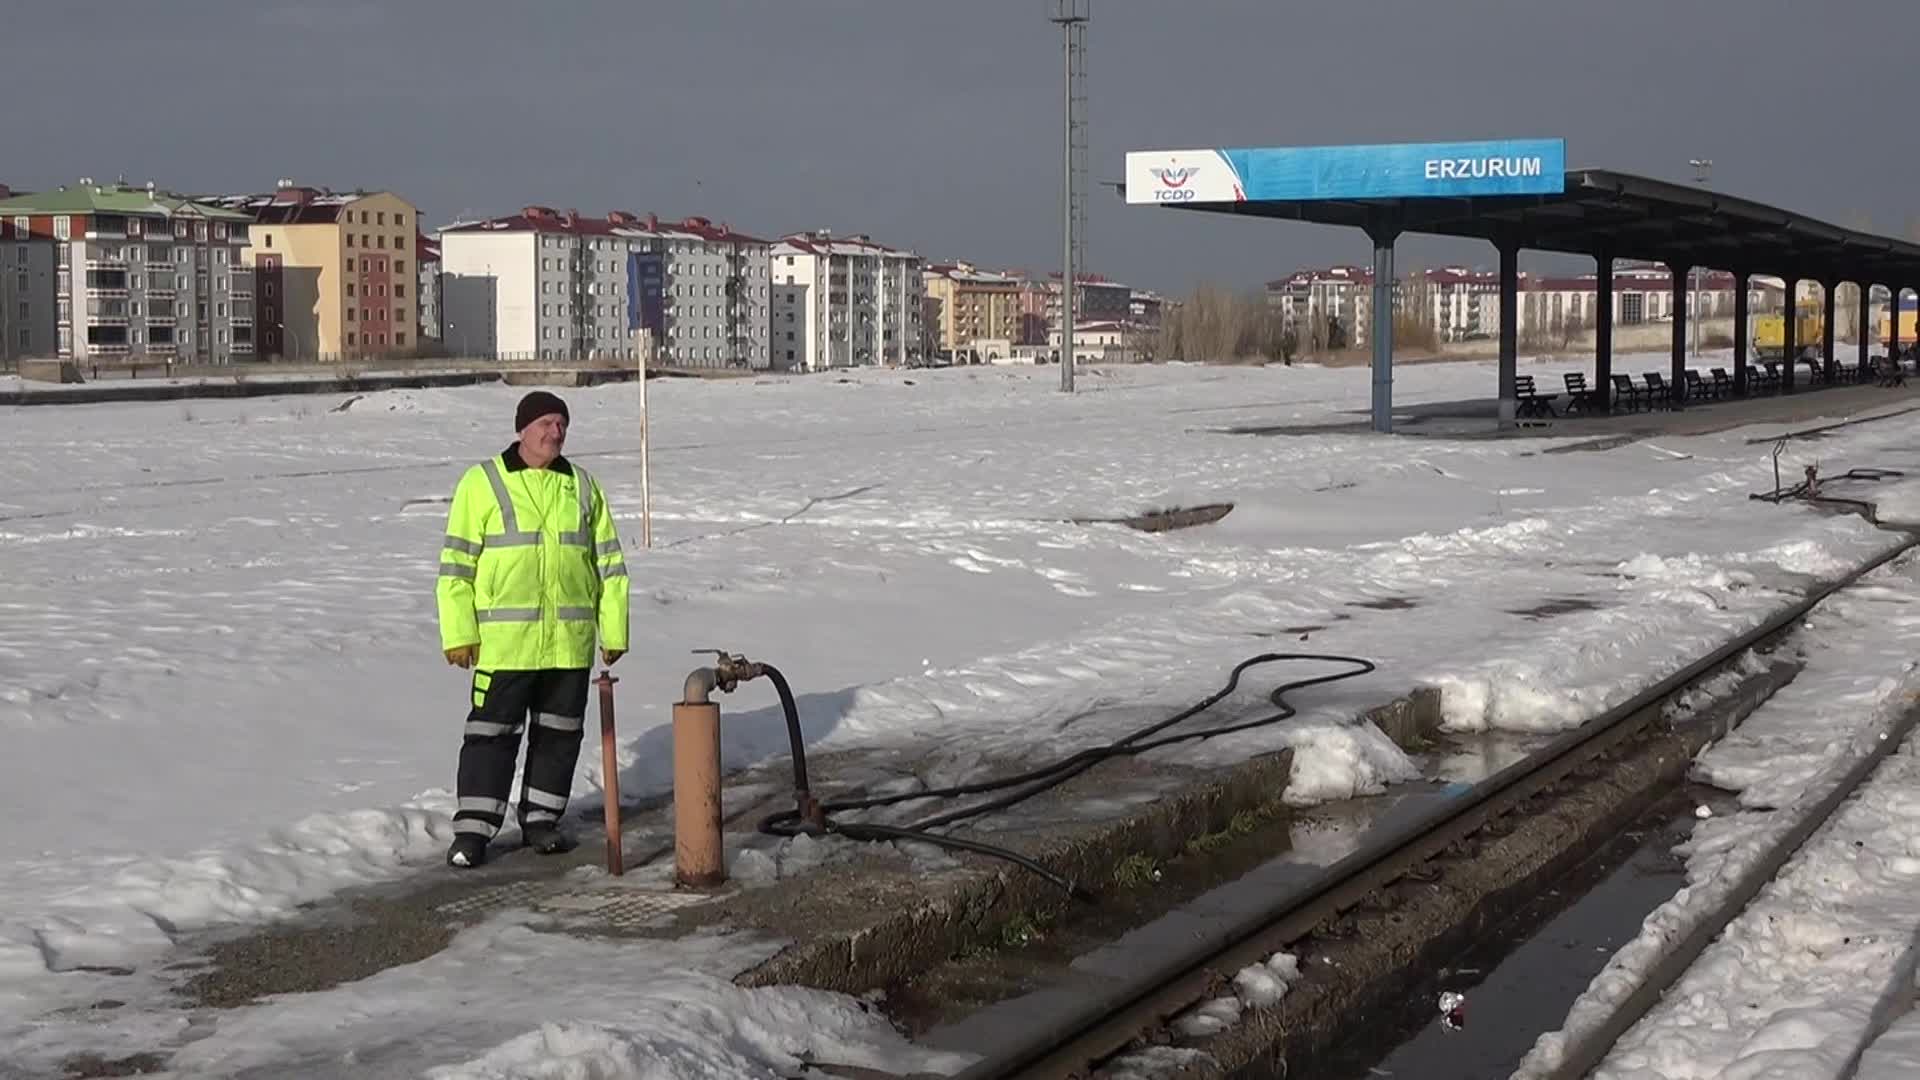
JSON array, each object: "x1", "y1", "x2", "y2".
[{"x1": 436, "y1": 390, "x2": 630, "y2": 868}]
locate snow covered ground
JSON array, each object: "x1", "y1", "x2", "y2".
[
  {"x1": 5, "y1": 355, "x2": 1919, "y2": 1076},
  {"x1": 1515, "y1": 560, "x2": 1920, "y2": 1080}
]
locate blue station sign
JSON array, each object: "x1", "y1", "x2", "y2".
[{"x1": 1126, "y1": 139, "x2": 1566, "y2": 204}]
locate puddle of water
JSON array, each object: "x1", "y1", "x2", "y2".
[{"x1": 1311, "y1": 785, "x2": 1721, "y2": 1080}]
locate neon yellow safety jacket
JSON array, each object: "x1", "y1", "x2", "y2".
[{"x1": 436, "y1": 444, "x2": 630, "y2": 670}]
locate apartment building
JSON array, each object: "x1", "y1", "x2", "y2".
[
  {"x1": 0, "y1": 179, "x2": 254, "y2": 365},
  {"x1": 0, "y1": 213, "x2": 55, "y2": 363},
  {"x1": 417, "y1": 231, "x2": 442, "y2": 346},
  {"x1": 1129, "y1": 289, "x2": 1165, "y2": 330},
  {"x1": 1042, "y1": 273, "x2": 1132, "y2": 339},
  {"x1": 770, "y1": 231, "x2": 924, "y2": 370},
  {"x1": 438, "y1": 208, "x2": 770, "y2": 368},
  {"x1": 206, "y1": 182, "x2": 419, "y2": 361},
  {"x1": 923, "y1": 262, "x2": 1021, "y2": 355},
  {"x1": 1265, "y1": 266, "x2": 1394, "y2": 347}
]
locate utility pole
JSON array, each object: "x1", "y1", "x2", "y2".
[
  {"x1": 1689, "y1": 158, "x2": 1712, "y2": 359},
  {"x1": 1052, "y1": 0, "x2": 1088, "y2": 392}
]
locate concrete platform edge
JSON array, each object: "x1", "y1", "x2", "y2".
[{"x1": 733, "y1": 690, "x2": 1442, "y2": 996}]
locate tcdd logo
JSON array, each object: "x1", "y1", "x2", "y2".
[{"x1": 1150, "y1": 165, "x2": 1199, "y2": 202}]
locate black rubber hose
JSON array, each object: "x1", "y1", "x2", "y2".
[
  {"x1": 829, "y1": 820, "x2": 1094, "y2": 901},
  {"x1": 762, "y1": 663, "x2": 808, "y2": 796},
  {"x1": 757, "y1": 653, "x2": 1376, "y2": 897}
]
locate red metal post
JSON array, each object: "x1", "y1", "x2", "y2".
[{"x1": 596, "y1": 671, "x2": 623, "y2": 876}]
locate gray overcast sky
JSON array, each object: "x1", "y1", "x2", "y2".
[{"x1": 5, "y1": 1, "x2": 1909, "y2": 294}]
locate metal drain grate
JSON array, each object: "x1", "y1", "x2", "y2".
[{"x1": 437, "y1": 881, "x2": 723, "y2": 928}]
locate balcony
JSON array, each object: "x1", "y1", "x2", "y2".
[
  {"x1": 146, "y1": 312, "x2": 177, "y2": 324},
  {"x1": 87, "y1": 313, "x2": 130, "y2": 326},
  {"x1": 231, "y1": 314, "x2": 254, "y2": 326},
  {"x1": 86, "y1": 342, "x2": 130, "y2": 355},
  {"x1": 85, "y1": 257, "x2": 129, "y2": 270},
  {"x1": 230, "y1": 341, "x2": 255, "y2": 353}
]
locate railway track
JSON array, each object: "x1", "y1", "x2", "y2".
[{"x1": 939, "y1": 535, "x2": 1920, "y2": 1080}]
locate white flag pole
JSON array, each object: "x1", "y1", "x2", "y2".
[{"x1": 638, "y1": 338, "x2": 653, "y2": 549}]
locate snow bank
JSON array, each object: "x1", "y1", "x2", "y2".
[{"x1": 126, "y1": 916, "x2": 969, "y2": 1079}]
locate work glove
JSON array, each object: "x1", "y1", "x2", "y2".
[
  {"x1": 601, "y1": 648, "x2": 625, "y2": 666},
  {"x1": 445, "y1": 645, "x2": 477, "y2": 669}
]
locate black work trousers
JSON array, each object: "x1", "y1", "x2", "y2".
[{"x1": 452, "y1": 667, "x2": 590, "y2": 841}]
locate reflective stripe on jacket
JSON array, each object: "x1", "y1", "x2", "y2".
[{"x1": 436, "y1": 443, "x2": 630, "y2": 669}]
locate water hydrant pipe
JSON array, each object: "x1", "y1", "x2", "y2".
[
  {"x1": 675, "y1": 672, "x2": 725, "y2": 888},
  {"x1": 683, "y1": 667, "x2": 717, "y2": 707},
  {"x1": 595, "y1": 671, "x2": 623, "y2": 877}
]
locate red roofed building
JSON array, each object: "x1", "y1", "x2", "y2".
[{"x1": 770, "y1": 231, "x2": 923, "y2": 370}]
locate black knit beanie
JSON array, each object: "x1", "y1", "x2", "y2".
[{"x1": 514, "y1": 391, "x2": 569, "y2": 432}]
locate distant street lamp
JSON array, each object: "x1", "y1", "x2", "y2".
[{"x1": 1689, "y1": 159, "x2": 1712, "y2": 358}]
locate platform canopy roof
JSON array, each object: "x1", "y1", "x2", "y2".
[{"x1": 1124, "y1": 141, "x2": 1920, "y2": 286}]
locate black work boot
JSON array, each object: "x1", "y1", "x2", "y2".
[
  {"x1": 521, "y1": 822, "x2": 577, "y2": 855},
  {"x1": 446, "y1": 833, "x2": 489, "y2": 869}
]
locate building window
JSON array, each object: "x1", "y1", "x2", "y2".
[
  {"x1": 396, "y1": 213, "x2": 406, "y2": 227},
  {"x1": 346, "y1": 258, "x2": 355, "y2": 271},
  {"x1": 396, "y1": 235, "x2": 405, "y2": 250},
  {"x1": 376, "y1": 235, "x2": 385, "y2": 249},
  {"x1": 216, "y1": 303, "x2": 226, "y2": 317},
  {"x1": 397, "y1": 332, "x2": 407, "y2": 346},
  {"x1": 17, "y1": 328, "x2": 27, "y2": 349},
  {"x1": 54, "y1": 216, "x2": 70, "y2": 240},
  {"x1": 395, "y1": 283, "x2": 406, "y2": 298},
  {"x1": 265, "y1": 282, "x2": 275, "y2": 299},
  {"x1": 378, "y1": 333, "x2": 386, "y2": 345},
  {"x1": 396, "y1": 260, "x2": 406, "y2": 273},
  {"x1": 347, "y1": 333, "x2": 356, "y2": 346},
  {"x1": 359, "y1": 211, "x2": 368, "y2": 225},
  {"x1": 347, "y1": 283, "x2": 356, "y2": 296},
  {"x1": 347, "y1": 308, "x2": 356, "y2": 322},
  {"x1": 264, "y1": 235, "x2": 273, "y2": 249},
  {"x1": 195, "y1": 222, "x2": 208, "y2": 241},
  {"x1": 214, "y1": 223, "x2": 227, "y2": 240},
  {"x1": 376, "y1": 211, "x2": 385, "y2": 225},
  {"x1": 11, "y1": 216, "x2": 25, "y2": 236},
  {"x1": 346, "y1": 233, "x2": 354, "y2": 248},
  {"x1": 361, "y1": 234, "x2": 370, "y2": 248}
]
